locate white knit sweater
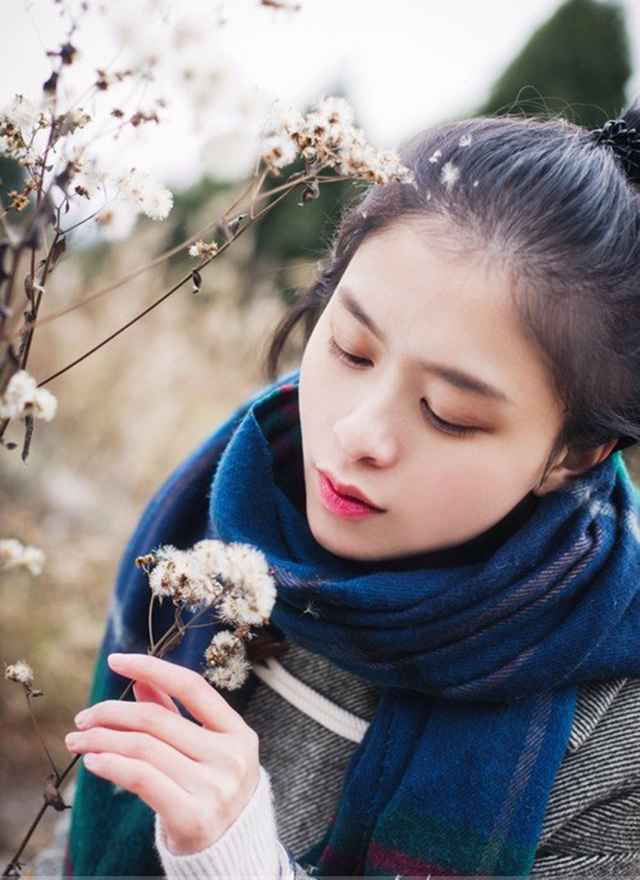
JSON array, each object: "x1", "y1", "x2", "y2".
[{"x1": 154, "y1": 763, "x2": 291, "y2": 879}]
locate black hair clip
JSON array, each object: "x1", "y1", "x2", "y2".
[{"x1": 591, "y1": 118, "x2": 640, "y2": 185}]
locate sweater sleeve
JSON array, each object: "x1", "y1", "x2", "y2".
[{"x1": 153, "y1": 764, "x2": 295, "y2": 879}]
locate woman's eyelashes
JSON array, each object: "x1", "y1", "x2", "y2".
[{"x1": 327, "y1": 335, "x2": 480, "y2": 438}]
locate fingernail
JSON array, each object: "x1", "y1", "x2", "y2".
[
  {"x1": 108, "y1": 653, "x2": 124, "y2": 663},
  {"x1": 75, "y1": 710, "x2": 90, "y2": 725}
]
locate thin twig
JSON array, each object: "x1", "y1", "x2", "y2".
[
  {"x1": 25, "y1": 692, "x2": 61, "y2": 783},
  {"x1": 0, "y1": 168, "x2": 329, "y2": 345},
  {"x1": 34, "y1": 173, "x2": 307, "y2": 390},
  {"x1": 2, "y1": 609, "x2": 188, "y2": 878},
  {"x1": 148, "y1": 593, "x2": 156, "y2": 653}
]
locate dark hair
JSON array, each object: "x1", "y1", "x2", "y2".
[{"x1": 262, "y1": 103, "x2": 640, "y2": 488}]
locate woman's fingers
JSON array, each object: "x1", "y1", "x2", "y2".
[
  {"x1": 79, "y1": 748, "x2": 205, "y2": 850},
  {"x1": 68, "y1": 726, "x2": 209, "y2": 796},
  {"x1": 106, "y1": 652, "x2": 247, "y2": 735},
  {"x1": 75, "y1": 697, "x2": 224, "y2": 763},
  {"x1": 132, "y1": 680, "x2": 181, "y2": 715}
]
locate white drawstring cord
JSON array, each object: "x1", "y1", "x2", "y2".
[{"x1": 252, "y1": 656, "x2": 370, "y2": 744}]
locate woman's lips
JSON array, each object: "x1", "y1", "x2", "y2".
[{"x1": 317, "y1": 470, "x2": 385, "y2": 519}]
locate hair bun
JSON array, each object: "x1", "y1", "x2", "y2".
[{"x1": 592, "y1": 114, "x2": 640, "y2": 186}]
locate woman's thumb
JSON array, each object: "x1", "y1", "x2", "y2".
[{"x1": 132, "y1": 679, "x2": 181, "y2": 714}]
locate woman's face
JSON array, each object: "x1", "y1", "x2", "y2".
[{"x1": 297, "y1": 219, "x2": 570, "y2": 563}]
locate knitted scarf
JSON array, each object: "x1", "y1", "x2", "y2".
[{"x1": 65, "y1": 366, "x2": 640, "y2": 878}]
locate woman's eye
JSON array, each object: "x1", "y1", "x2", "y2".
[
  {"x1": 327, "y1": 335, "x2": 479, "y2": 438},
  {"x1": 328, "y1": 335, "x2": 370, "y2": 367},
  {"x1": 420, "y1": 400, "x2": 478, "y2": 437}
]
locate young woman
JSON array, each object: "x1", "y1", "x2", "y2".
[{"x1": 55, "y1": 103, "x2": 640, "y2": 879}]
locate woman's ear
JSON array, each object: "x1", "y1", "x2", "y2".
[{"x1": 532, "y1": 438, "x2": 619, "y2": 497}]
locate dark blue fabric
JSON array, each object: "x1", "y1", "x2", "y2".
[
  {"x1": 66, "y1": 366, "x2": 640, "y2": 878},
  {"x1": 206, "y1": 368, "x2": 640, "y2": 876}
]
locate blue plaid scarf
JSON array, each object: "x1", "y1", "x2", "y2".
[{"x1": 66, "y1": 366, "x2": 640, "y2": 877}]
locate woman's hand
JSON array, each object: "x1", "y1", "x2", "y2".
[{"x1": 64, "y1": 651, "x2": 261, "y2": 856}]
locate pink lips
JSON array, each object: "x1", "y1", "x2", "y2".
[{"x1": 317, "y1": 470, "x2": 384, "y2": 519}]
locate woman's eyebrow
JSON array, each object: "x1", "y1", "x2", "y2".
[{"x1": 335, "y1": 286, "x2": 513, "y2": 406}]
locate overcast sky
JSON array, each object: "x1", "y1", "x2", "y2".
[{"x1": 3, "y1": 0, "x2": 640, "y2": 193}]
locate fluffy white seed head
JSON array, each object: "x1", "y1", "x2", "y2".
[
  {"x1": 113, "y1": 168, "x2": 174, "y2": 221},
  {"x1": 0, "y1": 370, "x2": 58, "y2": 422},
  {"x1": 261, "y1": 132, "x2": 298, "y2": 175},
  {"x1": 31, "y1": 387, "x2": 58, "y2": 421},
  {"x1": 260, "y1": 94, "x2": 414, "y2": 187},
  {"x1": 144, "y1": 543, "x2": 224, "y2": 610},
  {"x1": 5, "y1": 659, "x2": 34, "y2": 687},
  {"x1": 203, "y1": 630, "x2": 251, "y2": 690},
  {"x1": 213, "y1": 541, "x2": 277, "y2": 627}
]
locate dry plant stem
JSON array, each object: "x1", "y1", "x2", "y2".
[
  {"x1": 34, "y1": 171, "x2": 329, "y2": 389},
  {"x1": 1, "y1": 600, "x2": 219, "y2": 878},
  {"x1": 25, "y1": 691, "x2": 62, "y2": 782},
  {"x1": 4, "y1": 801, "x2": 50, "y2": 878},
  {"x1": 148, "y1": 592, "x2": 156, "y2": 652},
  {"x1": 0, "y1": 215, "x2": 63, "y2": 443},
  {"x1": 1, "y1": 248, "x2": 21, "y2": 333},
  {"x1": 0, "y1": 207, "x2": 12, "y2": 236},
  {"x1": 0, "y1": 170, "x2": 357, "y2": 345},
  {"x1": 219, "y1": 175, "x2": 258, "y2": 228},
  {"x1": 58, "y1": 202, "x2": 113, "y2": 235},
  {"x1": 0, "y1": 74, "x2": 103, "y2": 346},
  {"x1": 20, "y1": 413, "x2": 34, "y2": 462},
  {"x1": 0, "y1": 179, "x2": 60, "y2": 336},
  {"x1": 0, "y1": 212, "x2": 221, "y2": 343},
  {"x1": 0, "y1": 179, "x2": 258, "y2": 344},
  {"x1": 20, "y1": 216, "x2": 63, "y2": 370},
  {"x1": 248, "y1": 167, "x2": 270, "y2": 219}
]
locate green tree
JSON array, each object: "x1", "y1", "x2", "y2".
[{"x1": 477, "y1": 0, "x2": 632, "y2": 128}]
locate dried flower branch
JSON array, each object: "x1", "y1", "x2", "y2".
[
  {"x1": 137, "y1": 537, "x2": 277, "y2": 689},
  {"x1": 2, "y1": 532, "x2": 278, "y2": 878},
  {"x1": 0, "y1": 85, "x2": 414, "y2": 460}
]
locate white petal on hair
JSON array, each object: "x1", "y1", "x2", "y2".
[{"x1": 440, "y1": 161, "x2": 460, "y2": 190}]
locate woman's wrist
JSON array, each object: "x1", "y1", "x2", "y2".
[{"x1": 154, "y1": 763, "x2": 284, "y2": 878}]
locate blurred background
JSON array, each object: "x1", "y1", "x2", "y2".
[{"x1": 1, "y1": 0, "x2": 640, "y2": 868}]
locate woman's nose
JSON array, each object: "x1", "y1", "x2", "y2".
[{"x1": 333, "y1": 406, "x2": 400, "y2": 466}]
